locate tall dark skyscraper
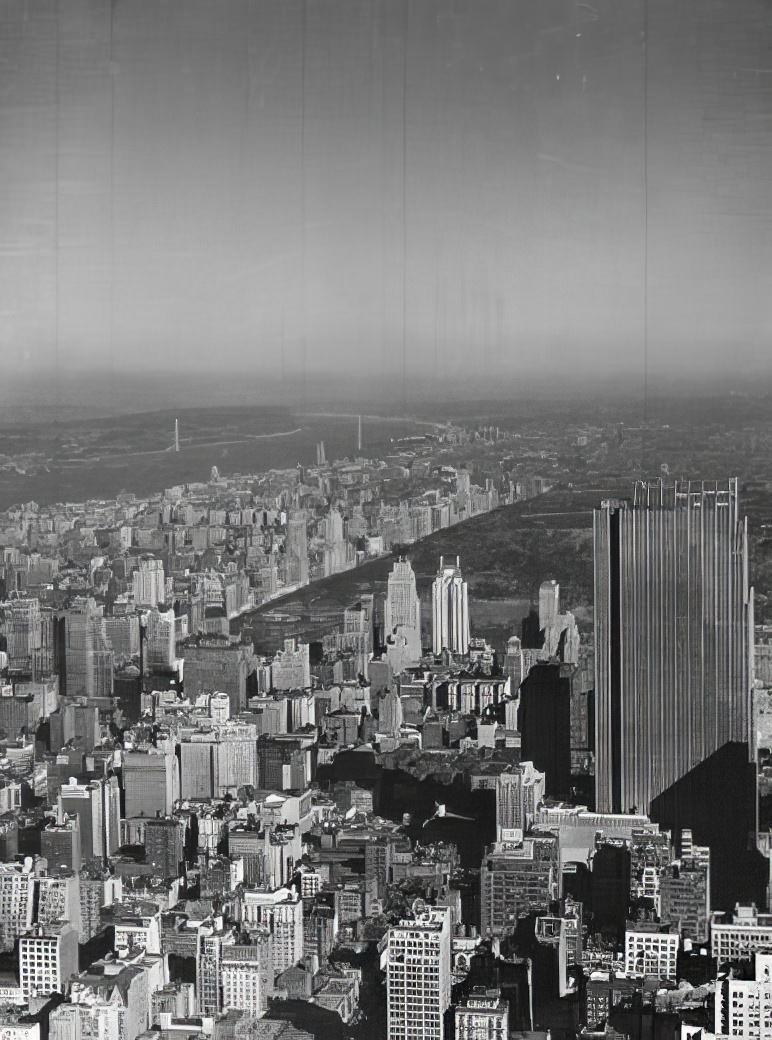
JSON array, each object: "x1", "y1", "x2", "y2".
[
  {"x1": 518, "y1": 662, "x2": 572, "y2": 801},
  {"x1": 594, "y1": 479, "x2": 754, "y2": 815}
]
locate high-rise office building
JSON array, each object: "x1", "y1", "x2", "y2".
[
  {"x1": 0, "y1": 862, "x2": 36, "y2": 951},
  {"x1": 386, "y1": 907, "x2": 451, "y2": 1040},
  {"x1": 221, "y1": 931, "x2": 274, "y2": 1016},
  {"x1": 0, "y1": 815, "x2": 19, "y2": 862},
  {"x1": 123, "y1": 748, "x2": 178, "y2": 819},
  {"x1": 629, "y1": 829, "x2": 672, "y2": 913},
  {"x1": 538, "y1": 579, "x2": 560, "y2": 632},
  {"x1": 322, "y1": 508, "x2": 348, "y2": 578},
  {"x1": 49, "y1": 700, "x2": 100, "y2": 753},
  {"x1": 659, "y1": 831, "x2": 711, "y2": 944},
  {"x1": 540, "y1": 609, "x2": 580, "y2": 666},
  {"x1": 518, "y1": 662, "x2": 572, "y2": 800},
  {"x1": 104, "y1": 612, "x2": 141, "y2": 661},
  {"x1": 228, "y1": 828, "x2": 263, "y2": 886},
  {"x1": 144, "y1": 608, "x2": 176, "y2": 673},
  {"x1": 2, "y1": 599, "x2": 42, "y2": 675},
  {"x1": 144, "y1": 817, "x2": 185, "y2": 879},
  {"x1": 431, "y1": 557, "x2": 469, "y2": 657},
  {"x1": 495, "y1": 763, "x2": 545, "y2": 836},
  {"x1": 271, "y1": 639, "x2": 310, "y2": 692},
  {"x1": 58, "y1": 777, "x2": 121, "y2": 864},
  {"x1": 216, "y1": 728, "x2": 259, "y2": 794},
  {"x1": 35, "y1": 873, "x2": 81, "y2": 936},
  {"x1": 480, "y1": 833, "x2": 559, "y2": 937},
  {"x1": 79, "y1": 867, "x2": 122, "y2": 942},
  {"x1": 239, "y1": 887, "x2": 303, "y2": 973},
  {"x1": 179, "y1": 738, "x2": 218, "y2": 800},
  {"x1": 63, "y1": 598, "x2": 114, "y2": 698},
  {"x1": 41, "y1": 817, "x2": 82, "y2": 874},
  {"x1": 183, "y1": 639, "x2": 254, "y2": 716},
  {"x1": 285, "y1": 517, "x2": 309, "y2": 588},
  {"x1": 19, "y1": 923, "x2": 79, "y2": 1001},
  {"x1": 132, "y1": 557, "x2": 166, "y2": 608},
  {"x1": 502, "y1": 635, "x2": 525, "y2": 689},
  {"x1": 384, "y1": 559, "x2": 422, "y2": 666},
  {"x1": 196, "y1": 920, "x2": 236, "y2": 1014},
  {"x1": 594, "y1": 479, "x2": 754, "y2": 815},
  {"x1": 257, "y1": 734, "x2": 307, "y2": 791},
  {"x1": 591, "y1": 838, "x2": 632, "y2": 942}
]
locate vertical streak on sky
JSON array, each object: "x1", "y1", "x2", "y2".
[
  {"x1": 299, "y1": 0, "x2": 307, "y2": 409},
  {"x1": 109, "y1": 0, "x2": 116, "y2": 389},
  {"x1": 54, "y1": 0, "x2": 59, "y2": 401},
  {"x1": 402, "y1": 0, "x2": 409, "y2": 405},
  {"x1": 642, "y1": 0, "x2": 650, "y2": 455}
]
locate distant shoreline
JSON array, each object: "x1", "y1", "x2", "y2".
[
  {"x1": 0, "y1": 413, "x2": 428, "y2": 510},
  {"x1": 299, "y1": 411, "x2": 437, "y2": 429},
  {"x1": 58, "y1": 426, "x2": 306, "y2": 465}
]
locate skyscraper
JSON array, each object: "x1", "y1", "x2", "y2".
[
  {"x1": 594, "y1": 479, "x2": 754, "y2": 815},
  {"x1": 384, "y1": 558, "x2": 422, "y2": 666},
  {"x1": 659, "y1": 830, "x2": 711, "y2": 944},
  {"x1": 538, "y1": 579, "x2": 560, "y2": 632},
  {"x1": 123, "y1": 748, "x2": 178, "y2": 819},
  {"x1": 63, "y1": 597, "x2": 114, "y2": 698},
  {"x1": 285, "y1": 516, "x2": 309, "y2": 588},
  {"x1": 196, "y1": 919, "x2": 236, "y2": 1014},
  {"x1": 183, "y1": 639, "x2": 254, "y2": 716},
  {"x1": 2, "y1": 599, "x2": 42, "y2": 675},
  {"x1": 271, "y1": 638, "x2": 311, "y2": 692},
  {"x1": 480, "y1": 834, "x2": 559, "y2": 938},
  {"x1": 518, "y1": 662, "x2": 572, "y2": 800},
  {"x1": 41, "y1": 817, "x2": 82, "y2": 874},
  {"x1": 144, "y1": 817, "x2": 185, "y2": 879},
  {"x1": 495, "y1": 763, "x2": 545, "y2": 836},
  {"x1": 431, "y1": 556, "x2": 469, "y2": 657},
  {"x1": 239, "y1": 887, "x2": 303, "y2": 973},
  {"x1": 221, "y1": 931, "x2": 274, "y2": 1016},
  {"x1": 322, "y1": 507, "x2": 348, "y2": 577},
  {"x1": 386, "y1": 907, "x2": 451, "y2": 1040},
  {"x1": 19, "y1": 923, "x2": 79, "y2": 1001},
  {"x1": 144, "y1": 608, "x2": 176, "y2": 673},
  {"x1": 132, "y1": 557, "x2": 166, "y2": 608},
  {"x1": 58, "y1": 777, "x2": 121, "y2": 864}
]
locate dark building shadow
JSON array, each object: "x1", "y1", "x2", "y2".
[{"x1": 649, "y1": 741, "x2": 766, "y2": 909}]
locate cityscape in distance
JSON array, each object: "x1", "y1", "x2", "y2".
[{"x1": 2, "y1": 383, "x2": 772, "y2": 1039}]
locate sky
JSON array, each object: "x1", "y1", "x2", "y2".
[{"x1": 1, "y1": 0, "x2": 771, "y2": 392}]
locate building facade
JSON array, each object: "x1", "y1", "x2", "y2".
[
  {"x1": 594, "y1": 480, "x2": 754, "y2": 814},
  {"x1": 431, "y1": 557, "x2": 469, "y2": 657},
  {"x1": 386, "y1": 907, "x2": 451, "y2": 1040}
]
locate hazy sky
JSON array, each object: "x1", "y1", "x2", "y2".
[{"x1": 1, "y1": 0, "x2": 771, "y2": 387}]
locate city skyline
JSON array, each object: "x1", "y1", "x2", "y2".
[{"x1": 2, "y1": 0, "x2": 772, "y2": 1035}]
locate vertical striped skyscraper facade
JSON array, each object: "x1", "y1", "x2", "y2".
[
  {"x1": 594, "y1": 479, "x2": 754, "y2": 815},
  {"x1": 431, "y1": 556, "x2": 470, "y2": 656}
]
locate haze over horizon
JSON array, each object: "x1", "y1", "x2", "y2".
[{"x1": 2, "y1": 0, "x2": 771, "y2": 388}]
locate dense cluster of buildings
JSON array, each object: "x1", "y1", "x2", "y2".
[{"x1": 0, "y1": 459, "x2": 770, "y2": 1039}]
